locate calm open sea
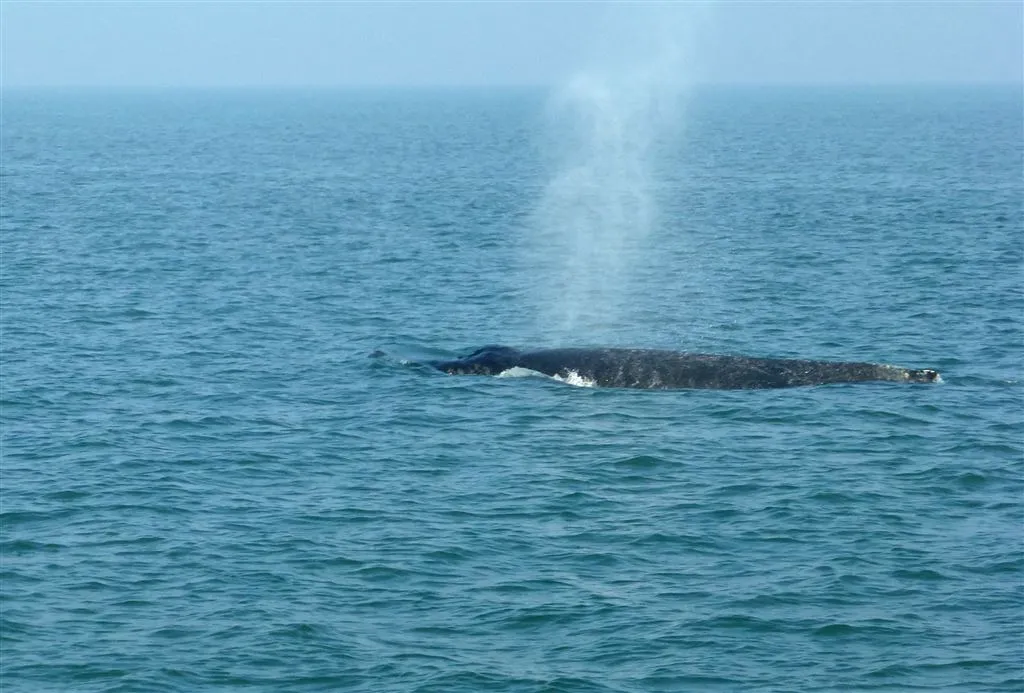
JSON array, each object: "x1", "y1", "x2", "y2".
[{"x1": 2, "y1": 86, "x2": 1022, "y2": 692}]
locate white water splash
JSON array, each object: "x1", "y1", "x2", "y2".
[
  {"x1": 550, "y1": 369, "x2": 598, "y2": 388},
  {"x1": 496, "y1": 367, "x2": 597, "y2": 388}
]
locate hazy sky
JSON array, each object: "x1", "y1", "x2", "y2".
[{"x1": 3, "y1": 1, "x2": 1021, "y2": 87}]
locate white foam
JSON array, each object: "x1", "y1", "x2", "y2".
[
  {"x1": 496, "y1": 367, "x2": 597, "y2": 388},
  {"x1": 551, "y1": 370, "x2": 598, "y2": 388},
  {"x1": 496, "y1": 367, "x2": 547, "y2": 379}
]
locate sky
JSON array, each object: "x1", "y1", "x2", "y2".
[{"x1": 2, "y1": 1, "x2": 1021, "y2": 88}]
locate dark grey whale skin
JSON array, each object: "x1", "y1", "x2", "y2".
[{"x1": 429, "y1": 346, "x2": 940, "y2": 390}]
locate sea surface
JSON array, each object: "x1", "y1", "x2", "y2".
[{"x1": 2, "y1": 86, "x2": 1022, "y2": 692}]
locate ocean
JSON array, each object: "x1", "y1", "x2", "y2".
[{"x1": 2, "y1": 85, "x2": 1022, "y2": 692}]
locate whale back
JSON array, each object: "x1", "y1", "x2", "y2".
[
  {"x1": 428, "y1": 346, "x2": 940, "y2": 389},
  {"x1": 514, "y1": 348, "x2": 939, "y2": 389},
  {"x1": 517, "y1": 348, "x2": 791, "y2": 389}
]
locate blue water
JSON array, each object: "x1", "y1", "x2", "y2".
[{"x1": 2, "y1": 86, "x2": 1022, "y2": 692}]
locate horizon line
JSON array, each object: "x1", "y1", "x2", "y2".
[{"x1": 4, "y1": 80, "x2": 1022, "y2": 90}]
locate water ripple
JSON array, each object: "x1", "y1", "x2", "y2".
[{"x1": 3, "y1": 87, "x2": 1021, "y2": 692}]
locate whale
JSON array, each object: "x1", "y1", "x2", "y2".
[{"x1": 428, "y1": 346, "x2": 940, "y2": 390}]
